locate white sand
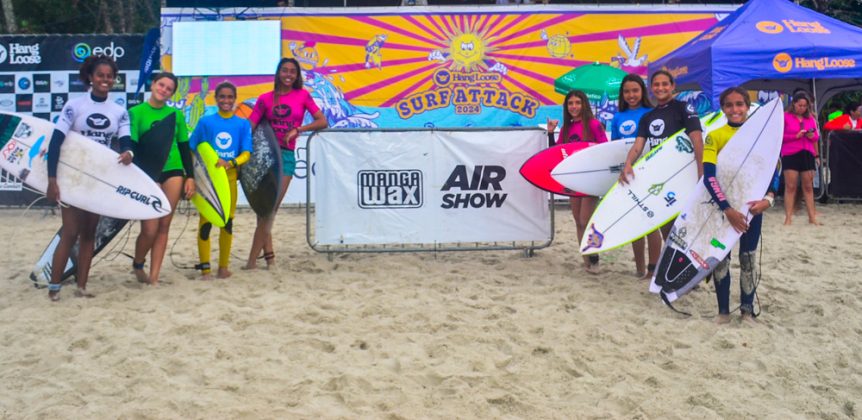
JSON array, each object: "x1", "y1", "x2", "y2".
[{"x1": 0, "y1": 203, "x2": 860, "y2": 419}]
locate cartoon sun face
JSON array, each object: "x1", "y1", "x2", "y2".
[
  {"x1": 290, "y1": 41, "x2": 320, "y2": 71},
  {"x1": 449, "y1": 32, "x2": 486, "y2": 71},
  {"x1": 547, "y1": 34, "x2": 571, "y2": 58}
]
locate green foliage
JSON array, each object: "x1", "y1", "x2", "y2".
[
  {"x1": 799, "y1": 0, "x2": 862, "y2": 27},
  {"x1": 9, "y1": 0, "x2": 159, "y2": 34}
]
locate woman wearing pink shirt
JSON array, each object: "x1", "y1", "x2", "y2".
[
  {"x1": 547, "y1": 90, "x2": 608, "y2": 273},
  {"x1": 781, "y1": 92, "x2": 820, "y2": 225},
  {"x1": 245, "y1": 58, "x2": 328, "y2": 269}
]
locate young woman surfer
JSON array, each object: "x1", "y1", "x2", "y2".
[
  {"x1": 45, "y1": 55, "x2": 133, "y2": 301},
  {"x1": 244, "y1": 58, "x2": 328, "y2": 270},
  {"x1": 130, "y1": 72, "x2": 194, "y2": 286}
]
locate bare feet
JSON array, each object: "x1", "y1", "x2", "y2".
[
  {"x1": 134, "y1": 269, "x2": 149, "y2": 284},
  {"x1": 635, "y1": 270, "x2": 646, "y2": 278},
  {"x1": 585, "y1": 263, "x2": 600, "y2": 275},
  {"x1": 783, "y1": 217, "x2": 792, "y2": 225},
  {"x1": 217, "y1": 268, "x2": 232, "y2": 279},
  {"x1": 264, "y1": 252, "x2": 275, "y2": 269},
  {"x1": 148, "y1": 278, "x2": 159, "y2": 287},
  {"x1": 200, "y1": 273, "x2": 212, "y2": 281},
  {"x1": 741, "y1": 313, "x2": 757, "y2": 323},
  {"x1": 808, "y1": 219, "x2": 822, "y2": 226},
  {"x1": 242, "y1": 262, "x2": 257, "y2": 271},
  {"x1": 715, "y1": 314, "x2": 731, "y2": 324},
  {"x1": 48, "y1": 284, "x2": 61, "y2": 302},
  {"x1": 74, "y1": 288, "x2": 95, "y2": 298},
  {"x1": 640, "y1": 271, "x2": 654, "y2": 281}
]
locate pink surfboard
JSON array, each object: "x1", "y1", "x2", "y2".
[{"x1": 519, "y1": 142, "x2": 594, "y2": 197}]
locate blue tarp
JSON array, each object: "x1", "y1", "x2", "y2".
[{"x1": 651, "y1": 0, "x2": 862, "y2": 110}]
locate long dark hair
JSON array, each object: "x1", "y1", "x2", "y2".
[
  {"x1": 561, "y1": 90, "x2": 597, "y2": 143},
  {"x1": 786, "y1": 91, "x2": 813, "y2": 118},
  {"x1": 618, "y1": 74, "x2": 651, "y2": 112},
  {"x1": 78, "y1": 54, "x2": 118, "y2": 87},
  {"x1": 274, "y1": 58, "x2": 303, "y2": 92},
  {"x1": 273, "y1": 58, "x2": 303, "y2": 113}
]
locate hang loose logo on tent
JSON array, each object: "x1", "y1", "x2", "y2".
[{"x1": 773, "y1": 53, "x2": 793, "y2": 73}]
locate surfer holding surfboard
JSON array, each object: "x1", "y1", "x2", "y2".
[
  {"x1": 610, "y1": 74, "x2": 652, "y2": 277},
  {"x1": 189, "y1": 82, "x2": 252, "y2": 279},
  {"x1": 130, "y1": 73, "x2": 195, "y2": 286},
  {"x1": 45, "y1": 55, "x2": 134, "y2": 301},
  {"x1": 244, "y1": 58, "x2": 328, "y2": 270},
  {"x1": 547, "y1": 90, "x2": 607, "y2": 274},
  {"x1": 619, "y1": 70, "x2": 704, "y2": 280},
  {"x1": 702, "y1": 87, "x2": 778, "y2": 324}
]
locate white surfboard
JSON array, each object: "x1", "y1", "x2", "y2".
[
  {"x1": 0, "y1": 112, "x2": 171, "y2": 220},
  {"x1": 550, "y1": 138, "x2": 637, "y2": 197},
  {"x1": 650, "y1": 99, "x2": 783, "y2": 302},
  {"x1": 578, "y1": 111, "x2": 729, "y2": 255}
]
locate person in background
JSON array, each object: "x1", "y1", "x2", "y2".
[
  {"x1": 781, "y1": 91, "x2": 820, "y2": 225},
  {"x1": 45, "y1": 55, "x2": 133, "y2": 301},
  {"x1": 547, "y1": 90, "x2": 608, "y2": 274},
  {"x1": 130, "y1": 72, "x2": 195, "y2": 285},
  {"x1": 245, "y1": 58, "x2": 328, "y2": 270},
  {"x1": 610, "y1": 74, "x2": 652, "y2": 277},
  {"x1": 189, "y1": 81, "x2": 252, "y2": 280},
  {"x1": 823, "y1": 102, "x2": 862, "y2": 131},
  {"x1": 702, "y1": 87, "x2": 778, "y2": 324}
]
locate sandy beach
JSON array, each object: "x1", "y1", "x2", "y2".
[{"x1": 0, "y1": 203, "x2": 860, "y2": 419}]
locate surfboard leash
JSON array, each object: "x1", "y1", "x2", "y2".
[
  {"x1": 169, "y1": 199, "x2": 197, "y2": 271},
  {"x1": 660, "y1": 292, "x2": 693, "y2": 317}
]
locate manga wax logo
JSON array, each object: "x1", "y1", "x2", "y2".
[
  {"x1": 72, "y1": 42, "x2": 126, "y2": 63},
  {"x1": 440, "y1": 165, "x2": 507, "y2": 209},
  {"x1": 773, "y1": 52, "x2": 856, "y2": 74},
  {"x1": 0, "y1": 43, "x2": 41, "y2": 65},
  {"x1": 358, "y1": 170, "x2": 423, "y2": 209},
  {"x1": 757, "y1": 20, "x2": 830, "y2": 35}
]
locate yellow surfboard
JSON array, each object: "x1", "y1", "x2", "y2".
[{"x1": 191, "y1": 142, "x2": 232, "y2": 227}]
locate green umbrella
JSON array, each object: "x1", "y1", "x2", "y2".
[{"x1": 554, "y1": 62, "x2": 629, "y2": 103}]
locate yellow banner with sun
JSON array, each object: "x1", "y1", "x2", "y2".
[{"x1": 161, "y1": 7, "x2": 729, "y2": 129}]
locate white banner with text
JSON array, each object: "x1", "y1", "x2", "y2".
[{"x1": 311, "y1": 129, "x2": 551, "y2": 245}]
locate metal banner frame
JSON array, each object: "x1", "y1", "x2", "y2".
[{"x1": 305, "y1": 127, "x2": 554, "y2": 256}]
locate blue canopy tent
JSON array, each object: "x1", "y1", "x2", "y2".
[{"x1": 650, "y1": 0, "x2": 862, "y2": 112}]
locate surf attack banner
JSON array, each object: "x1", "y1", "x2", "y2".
[{"x1": 159, "y1": 5, "x2": 735, "y2": 134}]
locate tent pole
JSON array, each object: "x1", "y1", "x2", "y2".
[{"x1": 811, "y1": 78, "x2": 819, "y2": 113}]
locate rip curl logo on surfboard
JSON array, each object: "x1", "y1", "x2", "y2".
[
  {"x1": 115, "y1": 185, "x2": 168, "y2": 213},
  {"x1": 581, "y1": 223, "x2": 604, "y2": 253}
]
